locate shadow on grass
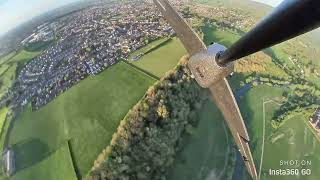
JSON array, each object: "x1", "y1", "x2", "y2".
[
  {"x1": 201, "y1": 23, "x2": 234, "y2": 47},
  {"x1": 143, "y1": 38, "x2": 173, "y2": 55},
  {"x1": 11, "y1": 138, "x2": 52, "y2": 172}
]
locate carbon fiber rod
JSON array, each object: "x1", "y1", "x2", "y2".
[{"x1": 217, "y1": 0, "x2": 320, "y2": 65}]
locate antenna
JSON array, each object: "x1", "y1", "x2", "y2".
[{"x1": 217, "y1": 0, "x2": 320, "y2": 65}]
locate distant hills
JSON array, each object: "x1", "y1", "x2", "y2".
[{"x1": 0, "y1": 1, "x2": 94, "y2": 56}]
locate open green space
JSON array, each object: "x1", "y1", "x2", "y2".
[
  {"x1": 238, "y1": 85, "x2": 285, "y2": 177},
  {"x1": 260, "y1": 115, "x2": 320, "y2": 180},
  {"x1": 4, "y1": 50, "x2": 40, "y2": 64},
  {"x1": 128, "y1": 37, "x2": 170, "y2": 60},
  {"x1": 132, "y1": 37, "x2": 187, "y2": 77},
  {"x1": 8, "y1": 61, "x2": 156, "y2": 178},
  {"x1": 0, "y1": 64, "x2": 17, "y2": 98},
  {"x1": 195, "y1": 0, "x2": 272, "y2": 19},
  {"x1": 167, "y1": 99, "x2": 233, "y2": 180},
  {"x1": 11, "y1": 142, "x2": 77, "y2": 180},
  {"x1": 0, "y1": 51, "x2": 17, "y2": 66},
  {"x1": 0, "y1": 108, "x2": 8, "y2": 135},
  {"x1": 130, "y1": 25, "x2": 240, "y2": 78},
  {"x1": 0, "y1": 64, "x2": 10, "y2": 76},
  {"x1": 239, "y1": 85, "x2": 320, "y2": 180},
  {"x1": 202, "y1": 23, "x2": 240, "y2": 47},
  {"x1": 0, "y1": 48, "x2": 43, "y2": 99}
]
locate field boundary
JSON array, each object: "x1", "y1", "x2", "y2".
[
  {"x1": 67, "y1": 140, "x2": 81, "y2": 180},
  {"x1": 128, "y1": 37, "x2": 172, "y2": 59},
  {"x1": 121, "y1": 59, "x2": 160, "y2": 80},
  {"x1": 143, "y1": 37, "x2": 172, "y2": 55}
]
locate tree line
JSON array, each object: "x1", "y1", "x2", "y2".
[{"x1": 88, "y1": 57, "x2": 208, "y2": 180}]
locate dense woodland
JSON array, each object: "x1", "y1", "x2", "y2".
[{"x1": 89, "y1": 57, "x2": 209, "y2": 180}]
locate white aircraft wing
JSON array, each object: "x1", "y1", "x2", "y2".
[{"x1": 153, "y1": 0, "x2": 258, "y2": 179}]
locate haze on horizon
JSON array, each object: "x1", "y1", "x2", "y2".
[{"x1": 0, "y1": 0, "x2": 283, "y2": 36}]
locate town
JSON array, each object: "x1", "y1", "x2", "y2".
[{"x1": 1, "y1": 1, "x2": 174, "y2": 110}]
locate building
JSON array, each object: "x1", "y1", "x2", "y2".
[
  {"x1": 2, "y1": 148, "x2": 15, "y2": 177},
  {"x1": 310, "y1": 108, "x2": 320, "y2": 124}
]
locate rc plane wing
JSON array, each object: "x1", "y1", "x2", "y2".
[{"x1": 153, "y1": 0, "x2": 258, "y2": 179}]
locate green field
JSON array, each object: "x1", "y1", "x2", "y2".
[
  {"x1": 131, "y1": 25, "x2": 239, "y2": 78},
  {"x1": 8, "y1": 61, "x2": 156, "y2": 178},
  {"x1": 195, "y1": 0, "x2": 272, "y2": 19},
  {"x1": 0, "y1": 63, "x2": 17, "y2": 98},
  {"x1": 132, "y1": 37, "x2": 187, "y2": 77},
  {"x1": 238, "y1": 85, "x2": 286, "y2": 179},
  {"x1": 0, "y1": 48, "x2": 43, "y2": 100},
  {"x1": 167, "y1": 99, "x2": 233, "y2": 180},
  {"x1": 202, "y1": 23, "x2": 240, "y2": 47},
  {"x1": 0, "y1": 108, "x2": 8, "y2": 134},
  {"x1": 0, "y1": 64, "x2": 10, "y2": 76},
  {"x1": 128, "y1": 37, "x2": 170, "y2": 60},
  {"x1": 0, "y1": 51, "x2": 17, "y2": 66},
  {"x1": 11, "y1": 142, "x2": 77, "y2": 180},
  {"x1": 239, "y1": 85, "x2": 320, "y2": 180},
  {"x1": 6, "y1": 50, "x2": 41, "y2": 64},
  {"x1": 260, "y1": 115, "x2": 320, "y2": 180}
]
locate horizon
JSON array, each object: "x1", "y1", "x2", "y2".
[
  {"x1": 0, "y1": 0, "x2": 283, "y2": 37},
  {"x1": 252, "y1": 0, "x2": 283, "y2": 7},
  {"x1": 0, "y1": 0, "x2": 81, "y2": 36}
]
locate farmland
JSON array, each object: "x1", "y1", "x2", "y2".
[
  {"x1": 132, "y1": 37, "x2": 187, "y2": 77},
  {"x1": 10, "y1": 142, "x2": 77, "y2": 180},
  {"x1": 7, "y1": 61, "x2": 155, "y2": 178},
  {"x1": 0, "y1": 107, "x2": 8, "y2": 136},
  {"x1": 202, "y1": 23, "x2": 240, "y2": 46}
]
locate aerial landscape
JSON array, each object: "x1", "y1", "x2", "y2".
[{"x1": 0, "y1": 0, "x2": 319, "y2": 180}]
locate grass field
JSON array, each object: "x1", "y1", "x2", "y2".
[
  {"x1": 167, "y1": 99, "x2": 232, "y2": 180},
  {"x1": 8, "y1": 61, "x2": 156, "y2": 178},
  {"x1": 260, "y1": 115, "x2": 320, "y2": 180},
  {"x1": 132, "y1": 37, "x2": 187, "y2": 77},
  {"x1": 202, "y1": 23, "x2": 240, "y2": 47},
  {"x1": 0, "y1": 64, "x2": 10, "y2": 76},
  {"x1": 6, "y1": 50, "x2": 41, "y2": 64},
  {"x1": 128, "y1": 37, "x2": 170, "y2": 60},
  {"x1": 239, "y1": 85, "x2": 320, "y2": 180},
  {"x1": 0, "y1": 108, "x2": 8, "y2": 134},
  {"x1": 11, "y1": 142, "x2": 77, "y2": 180},
  {"x1": 0, "y1": 51, "x2": 17, "y2": 66},
  {"x1": 195, "y1": 0, "x2": 272, "y2": 19},
  {"x1": 0, "y1": 63, "x2": 17, "y2": 98},
  {"x1": 0, "y1": 48, "x2": 42, "y2": 99}
]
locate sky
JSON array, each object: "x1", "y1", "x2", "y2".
[
  {"x1": 0, "y1": 0, "x2": 81, "y2": 36},
  {"x1": 252, "y1": 0, "x2": 283, "y2": 7},
  {"x1": 0, "y1": 0, "x2": 283, "y2": 36}
]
